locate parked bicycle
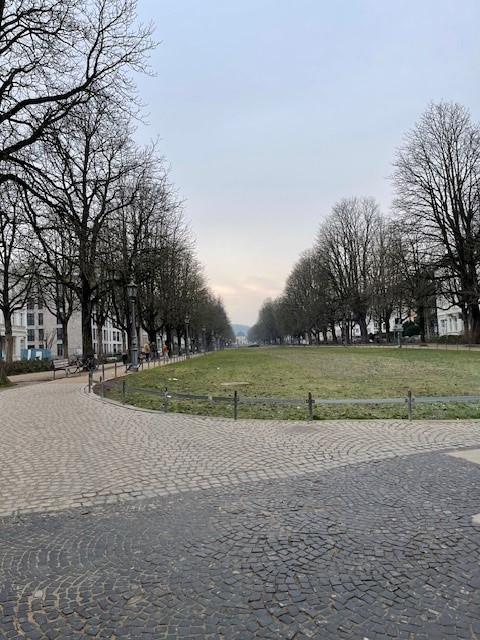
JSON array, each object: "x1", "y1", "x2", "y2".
[{"x1": 69, "y1": 355, "x2": 98, "y2": 373}]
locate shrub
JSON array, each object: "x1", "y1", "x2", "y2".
[
  {"x1": 5, "y1": 359, "x2": 53, "y2": 375},
  {"x1": 436, "y1": 334, "x2": 466, "y2": 345}
]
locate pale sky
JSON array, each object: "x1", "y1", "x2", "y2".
[{"x1": 134, "y1": 0, "x2": 480, "y2": 326}]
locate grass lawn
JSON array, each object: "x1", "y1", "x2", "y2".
[{"x1": 104, "y1": 346, "x2": 480, "y2": 420}]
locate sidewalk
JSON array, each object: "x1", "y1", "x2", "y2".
[
  {"x1": 5, "y1": 356, "x2": 170, "y2": 386},
  {"x1": 1, "y1": 375, "x2": 480, "y2": 639}
]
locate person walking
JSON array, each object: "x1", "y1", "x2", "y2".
[
  {"x1": 162, "y1": 343, "x2": 169, "y2": 362},
  {"x1": 143, "y1": 341, "x2": 150, "y2": 362},
  {"x1": 150, "y1": 341, "x2": 157, "y2": 360}
]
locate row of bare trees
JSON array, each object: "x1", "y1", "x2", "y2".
[
  {"x1": 250, "y1": 101, "x2": 480, "y2": 345},
  {"x1": 0, "y1": 0, "x2": 233, "y2": 380}
]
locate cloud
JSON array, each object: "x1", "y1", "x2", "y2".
[{"x1": 209, "y1": 275, "x2": 283, "y2": 325}]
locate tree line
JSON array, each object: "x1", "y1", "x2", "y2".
[
  {"x1": 0, "y1": 0, "x2": 233, "y2": 380},
  {"x1": 250, "y1": 102, "x2": 480, "y2": 346}
]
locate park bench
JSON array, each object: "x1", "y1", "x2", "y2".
[{"x1": 52, "y1": 358, "x2": 73, "y2": 379}]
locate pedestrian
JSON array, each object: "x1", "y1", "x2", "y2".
[
  {"x1": 143, "y1": 341, "x2": 150, "y2": 362},
  {"x1": 150, "y1": 341, "x2": 157, "y2": 360},
  {"x1": 122, "y1": 349, "x2": 128, "y2": 368},
  {"x1": 162, "y1": 343, "x2": 169, "y2": 361}
]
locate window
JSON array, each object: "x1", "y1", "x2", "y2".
[
  {"x1": 38, "y1": 313, "x2": 44, "y2": 326},
  {"x1": 57, "y1": 343, "x2": 64, "y2": 357},
  {"x1": 57, "y1": 328, "x2": 63, "y2": 340},
  {"x1": 27, "y1": 298, "x2": 35, "y2": 310},
  {"x1": 38, "y1": 328, "x2": 44, "y2": 343},
  {"x1": 27, "y1": 313, "x2": 35, "y2": 326},
  {"x1": 37, "y1": 298, "x2": 43, "y2": 310},
  {"x1": 27, "y1": 329, "x2": 35, "y2": 342}
]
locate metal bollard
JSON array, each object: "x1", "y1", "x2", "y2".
[
  {"x1": 307, "y1": 392, "x2": 314, "y2": 421},
  {"x1": 234, "y1": 390, "x2": 238, "y2": 420},
  {"x1": 406, "y1": 389, "x2": 414, "y2": 420}
]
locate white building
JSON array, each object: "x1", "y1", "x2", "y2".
[
  {"x1": 25, "y1": 299, "x2": 125, "y2": 359},
  {"x1": 235, "y1": 331, "x2": 248, "y2": 346},
  {"x1": 436, "y1": 297, "x2": 464, "y2": 336},
  {"x1": 0, "y1": 308, "x2": 27, "y2": 360}
]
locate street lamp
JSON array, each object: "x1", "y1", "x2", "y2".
[
  {"x1": 185, "y1": 315, "x2": 190, "y2": 358},
  {"x1": 127, "y1": 281, "x2": 138, "y2": 371}
]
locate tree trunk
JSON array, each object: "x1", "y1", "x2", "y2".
[
  {"x1": 81, "y1": 289, "x2": 94, "y2": 357},
  {"x1": 0, "y1": 359, "x2": 8, "y2": 385},
  {"x1": 97, "y1": 320, "x2": 104, "y2": 358},
  {"x1": 358, "y1": 316, "x2": 369, "y2": 343},
  {"x1": 470, "y1": 303, "x2": 480, "y2": 343},
  {"x1": 62, "y1": 318, "x2": 69, "y2": 359},
  {"x1": 417, "y1": 305, "x2": 427, "y2": 342},
  {"x1": 4, "y1": 312, "x2": 14, "y2": 363}
]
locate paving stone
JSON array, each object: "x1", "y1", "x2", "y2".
[{"x1": 2, "y1": 380, "x2": 480, "y2": 638}]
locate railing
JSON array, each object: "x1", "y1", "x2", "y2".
[
  {"x1": 94, "y1": 352, "x2": 188, "y2": 380},
  {"x1": 95, "y1": 379, "x2": 480, "y2": 421}
]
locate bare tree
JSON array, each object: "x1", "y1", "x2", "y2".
[
  {"x1": 393, "y1": 101, "x2": 480, "y2": 341},
  {"x1": 282, "y1": 249, "x2": 333, "y2": 343},
  {"x1": 316, "y1": 197, "x2": 382, "y2": 342},
  {"x1": 249, "y1": 299, "x2": 282, "y2": 345},
  {"x1": 393, "y1": 228, "x2": 437, "y2": 342},
  {"x1": 368, "y1": 219, "x2": 405, "y2": 341},
  {"x1": 0, "y1": 0, "x2": 154, "y2": 180},
  {"x1": 31, "y1": 229, "x2": 81, "y2": 359},
  {"x1": 24, "y1": 100, "x2": 143, "y2": 357},
  {"x1": 0, "y1": 182, "x2": 35, "y2": 376}
]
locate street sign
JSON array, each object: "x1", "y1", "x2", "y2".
[{"x1": 394, "y1": 324, "x2": 404, "y2": 332}]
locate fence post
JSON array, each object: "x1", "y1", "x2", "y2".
[
  {"x1": 100, "y1": 376, "x2": 104, "y2": 398},
  {"x1": 102, "y1": 363, "x2": 105, "y2": 378},
  {"x1": 164, "y1": 387, "x2": 169, "y2": 412},
  {"x1": 121, "y1": 380, "x2": 126, "y2": 404},
  {"x1": 114, "y1": 361, "x2": 117, "y2": 378},
  {"x1": 234, "y1": 390, "x2": 238, "y2": 420},
  {"x1": 307, "y1": 392, "x2": 314, "y2": 421},
  {"x1": 406, "y1": 389, "x2": 413, "y2": 420}
]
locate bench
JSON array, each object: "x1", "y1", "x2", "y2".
[{"x1": 53, "y1": 359, "x2": 72, "y2": 379}]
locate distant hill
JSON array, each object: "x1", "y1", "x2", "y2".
[{"x1": 232, "y1": 324, "x2": 251, "y2": 336}]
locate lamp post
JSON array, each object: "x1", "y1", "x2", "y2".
[
  {"x1": 202, "y1": 326, "x2": 206, "y2": 353},
  {"x1": 185, "y1": 315, "x2": 190, "y2": 358},
  {"x1": 127, "y1": 281, "x2": 138, "y2": 371}
]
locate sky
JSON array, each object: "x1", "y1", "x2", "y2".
[{"x1": 133, "y1": 0, "x2": 480, "y2": 326}]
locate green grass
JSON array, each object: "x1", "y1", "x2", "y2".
[{"x1": 103, "y1": 346, "x2": 480, "y2": 420}]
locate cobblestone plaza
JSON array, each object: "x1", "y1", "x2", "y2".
[{"x1": 1, "y1": 379, "x2": 480, "y2": 638}]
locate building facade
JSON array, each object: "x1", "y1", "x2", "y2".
[
  {"x1": 0, "y1": 308, "x2": 27, "y2": 360},
  {"x1": 436, "y1": 297, "x2": 464, "y2": 337},
  {"x1": 24, "y1": 300, "x2": 125, "y2": 359}
]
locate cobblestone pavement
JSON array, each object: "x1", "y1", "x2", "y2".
[{"x1": 1, "y1": 381, "x2": 480, "y2": 638}]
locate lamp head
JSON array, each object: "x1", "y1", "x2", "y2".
[{"x1": 127, "y1": 281, "x2": 137, "y2": 300}]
